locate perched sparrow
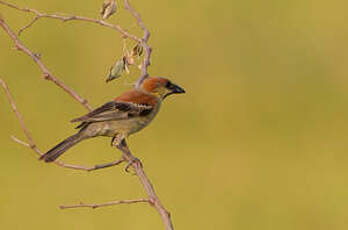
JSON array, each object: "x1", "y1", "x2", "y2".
[{"x1": 40, "y1": 77, "x2": 185, "y2": 162}]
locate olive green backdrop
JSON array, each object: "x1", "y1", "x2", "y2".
[{"x1": 1, "y1": 0, "x2": 348, "y2": 229}]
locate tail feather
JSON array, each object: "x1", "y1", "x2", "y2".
[{"x1": 40, "y1": 133, "x2": 85, "y2": 162}]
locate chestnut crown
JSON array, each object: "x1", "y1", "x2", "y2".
[{"x1": 141, "y1": 77, "x2": 185, "y2": 99}]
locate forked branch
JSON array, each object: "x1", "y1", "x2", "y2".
[
  {"x1": 0, "y1": 0, "x2": 141, "y2": 42},
  {"x1": 0, "y1": 1, "x2": 173, "y2": 229},
  {"x1": 0, "y1": 17, "x2": 92, "y2": 111},
  {"x1": 0, "y1": 0, "x2": 152, "y2": 86},
  {"x1": 0, "y1": 78, "x2": 124, "y2": 171}
]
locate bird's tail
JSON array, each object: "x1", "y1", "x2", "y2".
[{"x1": 40, "y1": 132, "x2": 86, "y2": 162}]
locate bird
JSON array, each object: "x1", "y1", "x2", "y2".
[{"x1": 39, "y1": 77, "x2": 185, "y2": 164}]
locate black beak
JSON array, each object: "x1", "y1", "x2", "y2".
[
  {"x1": 163, "y1": 83, "x2": 185, "y2": 99},
  {"x1": 172, "y1": 84, "x2": 185, "y2": 94}
]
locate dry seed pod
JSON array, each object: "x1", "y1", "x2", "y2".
[
  {"x1": 106, "y1": 58, "x2": 124, "y2": 82},
  {"x1": 126, "y1": 56, "x2": 135, "y2": 65},
  {"x1": 101, "y1": 0, "x2": 117, "y2": 20},
  {"x1": 132, "y1": 43, "x2": 143, "y2": 57},
  {"x1": 100, "y1": 1, "x2": 110, "y2": 16}
]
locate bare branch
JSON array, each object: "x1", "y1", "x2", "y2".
[
  {"x1": 1, "y1": 1, "x2": 173, "y2": 229},
  {"x1": 60, "y1": 198, "x2": 150, "y2": 209},
  {"x1": 116, "y1": 140, "x2": 174, "y2": 230},
  {"x1": 0, "y1": 0, "x2": 141, "y2": 42},
  {"x1": 0, "y1": 78, "x2": 125, "y2": 171},
  {"x1": 12, "y1": 135, "x2": 124, "y2": 171},
  {"x1": 0, "y1": 0, "x2": 153, "y2": 88},
  {"x1": 124, "y1": 0, "x2": 152, "y2": 88},
  {"x1": 124, "y1": 0, "x2": 149, "y2": 41},
  {"x1": 11, "y1": 135, "x2": 31, "y2": 147},
  {"x1": 0, "y1": 79, "x2": 35, "y2": 148},
  {"x1": 18, "y1": 16, "x2": 39, "y2": 36},
  {"x1": 55, "y1": 158, "x2": 125, "y2": 171},
  {"x1": 0, "y1": 18, "x2": 92, "y2": 111}
]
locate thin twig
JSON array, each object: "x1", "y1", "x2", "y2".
[
  {"x1": 0, "y1": 18, "x2": 92, "y2": 111},
  {"x1": 124, "y1": 0, "x2": 152, "y2": 88},
  {"x1": 0, "y1": 0, "x2": 152, "y2": 92},
  {"x1": 0, "y1": 78, "x2": 124, "y2": 171},
  {"x1": 60, "y1": 198, "x2": 150, "y2": 209},
  {"x1": 117, "y1": 140, "x2": 174, "y2": 230},
  {"x1": 1, "y1": 1, "x2": 173, "y2": 229},
  {"x1": 0, "y1": 79, "x2": 35, "y2": 148},
  {"x1": 0, "y1": 0, "x2": 141, "y2": 42},
  {"x1": 18, "y1": 16, "x2": 39, "y2": 35},
  {"x1": 55, "y1": 158, "x2": 125, "y2": 171}
]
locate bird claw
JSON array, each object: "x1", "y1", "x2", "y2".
[{"x1": 124, "y1": 157, "x2": 142, "y2": 173}]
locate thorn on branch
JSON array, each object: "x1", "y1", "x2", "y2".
[
  {"x1": 14, "y1": 44, "x2": 21, "y2": 50},
  {"x1": 81, "y1": 99, "x2": 89, "y2": 106},
  {"x1": 33, "y1": 53, "x2": 41, "y2": 59},
  {"x1": 149, "y1": 197, "x2": 156, "y2": 206},
  {"x1": 42, "y1": 73, "x2": 50, "y2": 79}
]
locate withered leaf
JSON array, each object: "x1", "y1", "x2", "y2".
[{"x1": 106, "y1": 58, "x2": 125, "y2": 82}]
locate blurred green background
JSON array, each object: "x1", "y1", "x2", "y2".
[{"x1": 1, "y1": 0, "x2": 348, "y2": 229}]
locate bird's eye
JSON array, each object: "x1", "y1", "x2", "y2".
[{"x1": 165, "y1": 81, "x2": 174, "y2": 89}]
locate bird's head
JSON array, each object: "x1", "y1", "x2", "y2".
[{"x1": 141, "y1": 77, "x2": 185, "y2": 99}]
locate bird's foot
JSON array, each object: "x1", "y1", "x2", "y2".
[{"x1": 124, "y1": 156, "x2": 143, "y2": 173}]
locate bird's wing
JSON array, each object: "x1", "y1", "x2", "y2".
[{"x1": 71, "y1": 101, "x2": 153, "y2": 123}]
